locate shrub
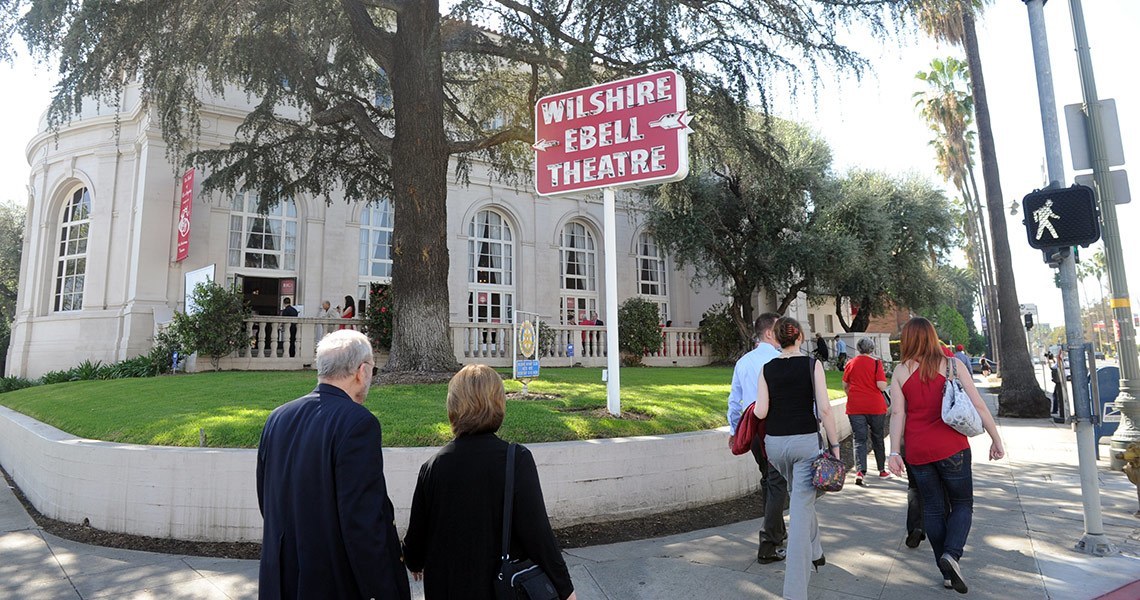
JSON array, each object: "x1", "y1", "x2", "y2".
[
  {"x1": 537, "y1": 321, "x2": 557, "y2": 358},
  {"x1": 108, "y1": 355, "x2": 160, "y2": 379},
  {"x1": 71, "y1": 359, "x2": 106, "y2": 381},
  {"x1": 364, "y1": 283, "x2": 393, "y2": 350},
  {"x1": 699, "y1": 303, "x2": 748, "y2": 364},
  {"x1": 169, "y1": 281, "x2": 251, "y2": 371},
  {"x1": 967, "y1": 333, "x2": 988, "y2": 357},
  {"x1": 39, "y1": 370, "x2": 72, "y2": 385},
  {"x1": 0, "y1": 376, "x2": 35, "y2": 394},
  {"x1": 617, "y1": 297, "x2": 663, "y2": 366}
]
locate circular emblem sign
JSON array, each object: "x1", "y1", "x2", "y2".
[{"x1": 519, "y1": 321, "x2": 537, "y2": 358}]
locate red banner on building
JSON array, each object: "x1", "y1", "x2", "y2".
[
  {"x1": 534, "y1": 70, "x2": 691, "y2": 196},
  {"x1": 176, "y1": 169, "x2": 194, "y2": 262}
]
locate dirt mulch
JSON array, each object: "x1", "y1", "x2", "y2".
[
  {"x1": 506, "y1": 392, "x2": 563, "y2": 400},
  {"x1": 555, "y1": 406, "x2": 653, "y2": 421},
  {"x1": 2, "y1": 464, "x2": 763, "y2": 558},
  {"x1": 373, "y1": 371, "x2": 457, "y2": 385}
]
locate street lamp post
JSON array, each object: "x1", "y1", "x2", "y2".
[{"x1": 1066, "y1": 0, "x2": 1140, "y2": 468}]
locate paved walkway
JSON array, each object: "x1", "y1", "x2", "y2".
[{"x1": 3, "y1": 387, "x2": 1140, "y2": 599}]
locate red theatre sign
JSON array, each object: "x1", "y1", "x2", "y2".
[
  {"x1": 175, "y1": 168, "x2": 195, "y2": 262},
  {"x1": 534, "y1": 70, "x2": 691, "y2": 196}
]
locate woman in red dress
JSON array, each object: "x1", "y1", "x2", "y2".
[
  {"x1": 887, "y1": 317, "x2": 1004, "y2": 594},
  {"x1": 338, "y1": 295, "x2": 355, "y2": 330}
]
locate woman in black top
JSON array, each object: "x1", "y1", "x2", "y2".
[
  {"x1": 755, "y1": 318, "x2": 840, "y2": 600},
  {"x1": 403, "y1": 364, "x2": 576, "y2": 600}
]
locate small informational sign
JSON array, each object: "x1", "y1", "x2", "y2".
[
  {"x1": 1103, "y1": 402, "x2": 1121, "y2": 423},
  {"x1": 534, "y1": 70, "x2": 691, "y2": 196},
  {"x1": 176, "y1": 169, "x2": 195, "y2": 262},
  {"x1": 518, "y1": 320, "x2": 537, "y2": 358},
  {"x1": 516, "y1": 359, "x2": 540, "y2": 378}
]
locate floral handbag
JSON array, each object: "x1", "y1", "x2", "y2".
[
  {"x1": 807, "y1": 357, "x2": 847, "y2": 492},
  {"x1": 941, "y1": 359, "x2": 985, "y2": 437}
]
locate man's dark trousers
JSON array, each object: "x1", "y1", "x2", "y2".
[{"x1": 751, "y1": 432, "x2": 787, "y2": 547}]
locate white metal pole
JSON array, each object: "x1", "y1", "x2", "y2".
[{"x1": 603, "y1": 187, "x2": 621, "y2": 416}]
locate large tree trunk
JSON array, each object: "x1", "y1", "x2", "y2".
[
  {"x1": 962, "y1": 10, "x2": 1047, "y2": 416},
  {"x1": 966, "y1": 161, "x2": 1001, "y2": 364},
  {"x1": 846, "y1": 295, "x2": 872, "y2": 332},
  {"x1": 384, "y1": 1, "x2": 460, "y2": 373}
]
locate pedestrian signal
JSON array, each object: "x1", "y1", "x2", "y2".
[{"x1": 1021, "y1": 185, "x2": 1101, "y2": 250}]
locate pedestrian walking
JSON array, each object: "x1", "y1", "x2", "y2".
[
  {"x1": 256, "y1": 330, "x2": 410, "y2": 600},
  {"x1": 842, "y1": 337, "x2": 889, "y2": 486},
  {"x1": 755, "y1": 317, "x2": 840, "y2": 600},
  {"x1": 953, "y1": 344, "x2": 971, "y2": 371},
  {"x1": 813, "y1": 333, "x2": 829, "y2": 365},
  {"x1": 403, "y1": 364, "x2": 576, "y2": 600},
  {"x1": 726, "y1": 312, "x2": 788, "y2": 563},
  {"x1": 834, "y1": 335, "x2": 848, "y2": 370},
  {"x1": 887, "y1": 317, "x2": 1005, "y2": 594}
]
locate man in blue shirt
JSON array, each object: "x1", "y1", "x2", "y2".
[
  {"x1": 727, "y1": 312, "x2": 787, "y2": 563},
  {"x1": 834, "y1": 335, "x2": 848, "y2": 370}
]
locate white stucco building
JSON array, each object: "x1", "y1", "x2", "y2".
[{"x1": 6, "y1": 85, "x2": 848, "y2": 378}]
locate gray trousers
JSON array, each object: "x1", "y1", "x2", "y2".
[{"x1": 765, "y1": 433, "x2": 823, "y2": 600}]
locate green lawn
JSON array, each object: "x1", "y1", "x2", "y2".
[{"x1": 0, "y1": 367, "x2": 847, "y2": 448}]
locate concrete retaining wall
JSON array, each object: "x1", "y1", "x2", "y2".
[{"x1": 0, "y1": 400, "x2": 851, "y2": 543}]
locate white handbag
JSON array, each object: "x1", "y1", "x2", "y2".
[{"x1": 941, "y1": 358, "x2": 985, "y2": 437}]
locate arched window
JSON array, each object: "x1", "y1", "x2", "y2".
[
  {"x1": 54, "y1": 188, "x2": 91, "y2": 312},
  {"x1": 359, "y1": 199, "x2": 395, "y2": 286},
  {"x1": 467, "y1": 209, "x2": 514, "y2": 324},
  {"x1": 637, "y1": 232, "x2": 669, "y2": 323},
  {"x1": 227, "y1": 193, "x2": 298, "y2": 271},
  {"x1": 559, "y1": 221, "x2": 598, "y2": 324}
]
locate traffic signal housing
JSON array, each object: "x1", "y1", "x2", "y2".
[
  {"x1": 1022, "y1": 184, "x2": 1101, "y2": 250},
  {"x1": 1024, "y1": 313, "x2": 1035, "y2": 330}
]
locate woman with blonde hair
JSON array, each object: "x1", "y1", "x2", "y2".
[
  {"x1": 402, "y1": 364, "x2": 576, "y2": 600},
  {"x1": 887, "y1": 317, "x2": 1004, "y2": 594},
  {"x1": 755, "y1": 317, "x2": 840, "y2": 600}
]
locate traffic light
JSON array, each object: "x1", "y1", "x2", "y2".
[
  {"x1": 1024, "y1": 313, "x2": 1035, "y2": 330},
  {"x1": 1022, "y1": 184, "x2": 1101, "y2": 250}
]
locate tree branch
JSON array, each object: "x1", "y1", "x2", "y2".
[
  {"x1": 440, "y1": 21, "x2": 565, "y2": 73},
  {"x1": 448, "y1": 125, "x2": 532, "y2": 154},
  {"x1": 313, "y1": 100, "x2": 393, "y2": 156},
  {"x1": 338, "y1": 0, "x2": 396, "y2": 70},
  {"x1": 835, "y1": 294, "x2": 852, "y2": 332}
]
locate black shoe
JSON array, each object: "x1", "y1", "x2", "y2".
[
  {"x1": 905, "y1": 529, "x2": 925, "y2": 549},
  {"x1": 758, "y1": 542, "x2": 786, "y2": 564},
  {"x1": 939, "y1": 554, "x2": 968, "y2": 594},
  {"x1": 812, "y1": 554, "x2": 826, "y2": 571}
]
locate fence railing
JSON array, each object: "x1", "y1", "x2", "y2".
[{"x1": 210, "y1": 318, "x2": 708, "y2": 371}]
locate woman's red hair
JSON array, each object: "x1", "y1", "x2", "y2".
[{"x1": 899, "y1": 317, "x2": 945, "y2": 382}]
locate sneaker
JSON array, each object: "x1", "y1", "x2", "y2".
[
  {"x1": 939, "y1": 554, "x2": 968, "y2": 594},
  {"x1": 879, "y1": 470, "x2": 892, "y2": 478},
  {"x1": 905, "y1": 529, "x2": 925, "y2": 549},
  {"x1": 855, "y1": 472, "x2": 865, "y2": 486},
  {"x1": 944, "y1": 580, "x2": 954, "y2": 589}
]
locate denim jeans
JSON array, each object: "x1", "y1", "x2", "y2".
[
  {"x1": 751, "y1": 432, "x2": 788, "y2": 546},
  {"x1": 849, "y1": 413, "x2": 886, "y2": 474},
  {"x1": 909, "y1": 449, "x2": 973, "y2": 574}
]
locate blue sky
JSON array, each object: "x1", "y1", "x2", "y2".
[{"x1": 0, "y1": 1, "x2": 1135, "y2": 330}]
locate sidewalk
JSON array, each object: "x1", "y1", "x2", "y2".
[{"x1": 2, "y1": 388, "x2": 1139, "y2": 599}]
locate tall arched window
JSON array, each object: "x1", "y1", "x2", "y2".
[
  {"x1": 637, "y1": 232, "x2": 669, "y2": 323},
  {"x1": 359, "y1": 199, "x2": 395, "y2": 300},
  {"x1": 54, "y1": 188, "x2": 91, "y2": 312},
  {"x1": 227, "y1": 193, "x2": 298, "y2": 271},
  {"x1": 560, "y1": 221, "x2": 598, "y2": 324},
  {"x1": 467, "y1": 209, "x2": 514, "y2": 324}
]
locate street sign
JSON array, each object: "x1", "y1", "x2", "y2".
[
  {"x1": 1021, "y1": 185, "x2": 1101, "y2": 250},
  {"x1": 1074, "y1": 170, "x2": 1131, "y2": 205},
  {"x1": 534, "y1": 70, "x2": 691, "y2": 196},
  {"x1": 1065, "y1": 99, "x2": 1125, "y2": 171},
  {"x1": 1020, "y1": 303, "x2": 1039, "y2": 317}
]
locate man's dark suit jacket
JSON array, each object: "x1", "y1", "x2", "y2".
[{"x1": 257, "y1": 383, "x2": 410, "y2": 600}]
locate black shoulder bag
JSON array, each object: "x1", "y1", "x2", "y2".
[{"x1": 494, "y1": 443, "x2": 560, "y2": 600}]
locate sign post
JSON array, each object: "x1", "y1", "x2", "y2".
[{"x1": 533, "y1": 70, "x2": 692, "y2": 416}]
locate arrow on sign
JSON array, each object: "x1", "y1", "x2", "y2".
[
  {"x1": 648, "y1": 110, "x2": 693, "y2": 131},
  {"x1": 532, "y1": 139, "x2": 560, "y2": 152}
]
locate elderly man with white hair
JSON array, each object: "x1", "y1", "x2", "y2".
[{"x1": 257, "y1": 330, "x2": 410, "y2": 600}]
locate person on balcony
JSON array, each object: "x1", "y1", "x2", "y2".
[
  {"x1": 315, "y1": 300, "x2": 339, "y2": 343},
  {"x1": 281, "y1": 298, "x2": 299, "y2": 357},
  {"x1": 338, "y1": 295, "x2": 356, "y2": 330}
]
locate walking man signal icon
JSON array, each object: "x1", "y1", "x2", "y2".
[{"x1": 1033, "y1": 199, "x2": 1060, "y2": 241}]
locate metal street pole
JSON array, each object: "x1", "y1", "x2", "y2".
[
  {"x1": 1067, "y1": 0, "x2": 1140, "y2": 469},
  {"x1": 603, "y1": 187, "x2": 621, "y2": 416},
  {"x1": 1023, "y1": 0, "x2": 1115, "y2": 556}
]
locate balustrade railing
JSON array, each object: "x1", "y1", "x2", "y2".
[{"x1": 213, "y1": 318, "x2": 707, "y2": 370}]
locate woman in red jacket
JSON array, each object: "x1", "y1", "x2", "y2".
[
  {"x1": 842, "y1": 337, "x2": 889, "y2": 486},
  {"x1": 887, "y1": 318, "x2": 1004, "y2": 594}
]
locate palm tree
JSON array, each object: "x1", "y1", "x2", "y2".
[
  {"x1": 914, "y1": 56, "x2": 1000, "y2": 361},
  {"x1": 1078, "y1": 249, "x2": 1114, "y2": 356},
  {"x1": 911, "y1": 0, "x2": 1048, "y2": 416}
]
